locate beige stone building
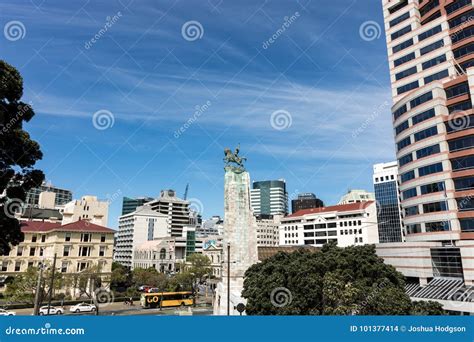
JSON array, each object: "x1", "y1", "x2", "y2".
[{"x1": 0, "y1": 220, "x2": 115, "y2": 294}]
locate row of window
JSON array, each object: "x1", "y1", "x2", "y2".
[
  {"x1": 445, "y1": 0, "x2": 471, "y2": 15},
  {"x1": 448, "y1": 9, "x2": 473, "y2": 30},
  {"x1": 451, "y1": 26, "x2": 474, "y2": 45},
  {"x1": 419, "y1": 0, "x2": 439, "y2": 17},
  {"x1": 449, "y1": 135, "x2": 474, "y2": 152},
  {"x1": 399, "y1": 143, "x2": 441, "y2": 167},
  {"x1": 397, "y1": 125, "x2": 439, "y2": 151},
  {"x1": 400, "y1": 162, "x2": 443, "y2": 183},
  {"x1": 452, "y1": 155, "x2": 474, "y2": 171},
  {"x1": 402, "y1": 181, "x2": 445, "y2": 201}
]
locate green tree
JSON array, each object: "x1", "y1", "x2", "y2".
[
  {"x1": 168, "y1": 272, "x2": 193, "y2": 292},
  {"x1": 110, "y1": 262, "x2": 132, "y2": 292},
  {"x1": 132, "y1": 267, "x2": 168, "y2": 291},
  {"x1": 411, "y1": 300, "x2": 445, "y2": 315},
  {"x1": 0, "y1": 60, "x2": 44, "y2": 255},
  {"x1": 242, "y1": 243, "x2": 445, "y2": 315},
  {"x1": 5, "y1": 266, "x2": 63, "y2": 305},
  {"x1": 186, "y1": 253, "x2": 212, "y2": 284}
]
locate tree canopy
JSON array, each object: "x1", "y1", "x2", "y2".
[
  {"x1": 0, "y1": 60, "x2": 44, "y2": 255},
  {"x1": 242, "y1": 243, "x2": 444, "y2": 315}
]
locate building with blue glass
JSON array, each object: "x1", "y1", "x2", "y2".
[{"x1": 250, "y1": 179, "x2": 288, "y2": 216}]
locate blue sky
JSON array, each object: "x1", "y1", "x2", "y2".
[{"x1": 1, "y1": 0, "x2": 395, "y2": 228}]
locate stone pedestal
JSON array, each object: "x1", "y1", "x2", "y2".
[{"x1": 213, "y1": 167, "x2": 258, "y2": 315}]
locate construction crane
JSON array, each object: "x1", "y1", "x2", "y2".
[{"x1": 183, "y1": 183, "x2": 189, "y2": 200}]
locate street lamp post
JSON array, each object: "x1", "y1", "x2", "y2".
[
  {"x1": 227, "y1": 242, "x2": 230, "y2": 316},
  {"x1": 33, "y1": 260, "x2": 45, "y2": 316}
]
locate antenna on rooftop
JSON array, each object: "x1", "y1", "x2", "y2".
[{"x1": 183, "y1": 183, "x2": 189, "y2": 200}]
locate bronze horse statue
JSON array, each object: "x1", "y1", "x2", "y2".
[{"x1": 224, "y1": 145, "x2": 246, "y2": 168}]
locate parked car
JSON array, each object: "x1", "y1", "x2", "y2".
[
  {"x1": 39, "y1": 306, "x2": 64, "y2": 315},
  {"x1": 138, "y1": 285, "x2": 152, "y2": 292},
  {"x1": 0, "y1": 309, "x2": 15, "y2": 316},
  {"x1": 69, "y1": 303, "x2": 96, "y2": 313}
]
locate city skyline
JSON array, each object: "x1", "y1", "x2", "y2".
[{"x1": 2, "y1": 0, "x2": 395, "y2": 228}]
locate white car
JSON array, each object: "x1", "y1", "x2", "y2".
[
  {"x1": 39, "y1": 306, "x2": 64, "y2": 315},
  {"x1": 0, "y1": 309, "x2": 16, "y2": 316},
  {"x1": 69, "y1": 303, "x2": 96, "y2": 313}
]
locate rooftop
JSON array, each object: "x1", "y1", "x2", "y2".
[
  {"x1": 285, "y1": 201, "x2": 374, "y2": 218},
  {"x1": 21, "y1": 220, "x2": 115, "y2": 233}
]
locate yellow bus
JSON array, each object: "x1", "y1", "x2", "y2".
[{"x1": 140, "y1": 291, "x2": 194, "y2": 309}]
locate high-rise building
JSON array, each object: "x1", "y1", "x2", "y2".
[
  {"x1": 373, "y1": 162, "x2": 404, "y2": 243},
  {"x1": 147, "y1": 189, "x2": 191, "y2": 237},
  {"x1": 61, "y1": 195, "x2": 109, "y2": 227},
  {"x1": 279, "y1": 202, "x2": 379, "y2": 247},
  {"x1": 338, "y1": 189, "x2": 375, "y2": 204},
  {"x1": 256, "y1": 214, "x2": 283, "y2": 246},
  {"x1": 114, "y1": 204, "x2": 168, "y2": 268},
  {"x1": 121, "y1": 196, "x2": 154, "y2": 215},
  {"x1": 377, "y1": 0, "x2": 474, "y2": 313},
  {"x1": 25, "y1": 181, "x2": 72, "y2": 207},
  {"x1": 291, "y1": 193, "x2": 324, "y2": 213},
  {"x1": 250, "y1": 180, "x2": 288, "y2": 216}
]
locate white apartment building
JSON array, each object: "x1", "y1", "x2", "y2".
[
  {"x1": 61, "y1": 195, "x2": 109, "y2": 227},
  {"x1": 279, "y1": 202, "x2": 379, "y2": 247},
  {"x1": 338, "y1": 189, "x2": 375, "y2": 204},
  {"x1": 256, "y1": 215, "x2": 283, "y2": 246},
  {"x1": 114, "y1": 204, "x2": 168, "y2": 268},
  {"x1": 251, "y1": 180, "x2": 288, "y2": 216}
]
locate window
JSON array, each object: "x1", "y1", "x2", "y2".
[
  {"x1": 448, "y1": 101, "x2": 472, "y2": 114},
  {"x1": 81, "y1": 233, "x2": 91, "y2": 242},
  {"x1": 101, "y1": 235, "x2": 106, "y2": 243},
  {"x1": 41, "y1": 235, "x2": 46, "y2": 243},
  {"x1": 454, "y1": 176, "x2": 474, "y2": 191},
  {"x1": 421, "y1": 11, "x2": 441, "y2": 25},
  {"x1": 394, "y1": 52, "x2": 416, "y2": 67},
  {"x1": 65, "y1": 233, "x2": 71, "y2": 242},
  {"x1": 405, "y1": 205, "x2": 419, "y2": 216},
  {"x1": 14, "y1": 261, "x2": 21, "y2": 272},
  {"x1": 396, "y1": 66, "x2": 417, "y2": 81},
  {"x1": 63, "y1": 245, "x2": 71, "y2": 257},
  {"x1": 79, "y1": 246, "x2": 91, "y2": 257},
  {"x1": 388, "y1": 0, "x2": 408, "y2": 14},
  {"x1": 406, "y1": 224, "x2": 421, "y2": 234},
  {"x1": 445, "y1": 0, "x2": 471, "y2": 15},
  {"x1": 451, "y1": 26, "x2": 474, "y2": 44},
  {"x1": 31, "y1": 235, "x2": 37, "y2": 243},
  {"x1": 414, "y1": 126, "x2": 438, "y2": 142},
  {"x1": 401, "y1": 170, "x2": 415, "y2": 183},
  {"x1": 29, "y1": 247, "x2": 35, "y2": 257},
  {"x1": 419, "y1": 0, "x2": 439, "y2": 17},
  {"x1": 399, "y1": 153, "x2": 413, "y2": 167},
  {"x1": 419, "y1": 25, "x2": 442, "y2": 41},
  {"x1": 99, "y1": 246, "x2": 106, "y2": 257},
  {"x1": 460, "y1": 218, "x2": 474, "y2": 232},
  {"x1": 397, "y1": 136, "x2": 411, "y2": 151},
  {"x1": 412, "y1": 108, "x2": 435, "y2": 125},
  {"x1": 423, "y1": 201, "x2": 447, "y2": 213},
  {"x1": 446, "y1": 82, "x2": 469, "y2": 99},
  {"x1": 392, "y1": 38, "x2": 414, "y2": 54},
  {"x1": 422, "y1": 54, "x2": 446, "y2": 70},
  {"x1": 449, "y1": 135, "x2": 474, "y2": 152},
  {"x1": 397, "y1": 80, "x2": 419, "y2": 95},
  {"x1": 402, "y1": 187, "x2": 417, "y2": 200},
  {"x1": 424, "y1": 69, "x2": 449, "y2": 84},
  {"x1": 457, "y1": 197, "x2": 474, "y2": 211},
  {"x1": 393, "y1": 104, "x2": 408, "y2": 120},
  {"x1": 453, "y1": 42, "x2": 474, "y2": 59},
  {"x1": 77, "y1": 262, "x2": 89, "y2": 272},
  {"x1": 431, "y1": 247, "x2": 463, "y2": 278},
  {"x1": 420, "y1": 181, "x2": 445, "y2": 195},
  {"x1": 425, "y1": 221, "x2": 450, "y2": 232},
  {"x1": 410, "y1": 92, "x2": 433, "y2": 108},
  {"x1": 390, "y1": 12, "x2": 410, "y2": 27},
  {"x1": 16, "y1": 246, "x2": 23, "y2": 257},
  {"x1": 420, "y1": 40, "x2": 444, "y2": 55},
  {"x1": 61, "y1": 262, "x2": 68, "y2": 273},
  {"x1": 395, "y1": 120, "x2": 409, "y2": 135},
  {"x1": 451, "y1": 155, "x2": 474, "y2": 171},
  {"x1": 391, "y1": 25, "x2": 412, "y2": 40},
  {"x1": 418, "y1": 162, "x2": 443, "y2": 177},
  {"x1": 449, "y1": 9, "x2": 474, "y2": 29}
]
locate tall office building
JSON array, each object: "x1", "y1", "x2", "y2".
[
  {"x1": 147, "y1": 189, "x2": 191, "y2": 237},
  {"x1": 25, "y1": 181, "x2": 72, "y2": 207},
  {"x1": 291, "y1": 193, "x2": 324, "y2": 214},
  {"x1": 377, "y1": 0, "x2": 474, "y2": 313},
  {"x1": 373, "y1": 162, "x2": 404, "y2": 242},
  {"x1": 250, "y1": 180, "x2": 288, "y2": 216},
  {"x1": 121, "y1": 196, "x2": 154, "y2": 215}
]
